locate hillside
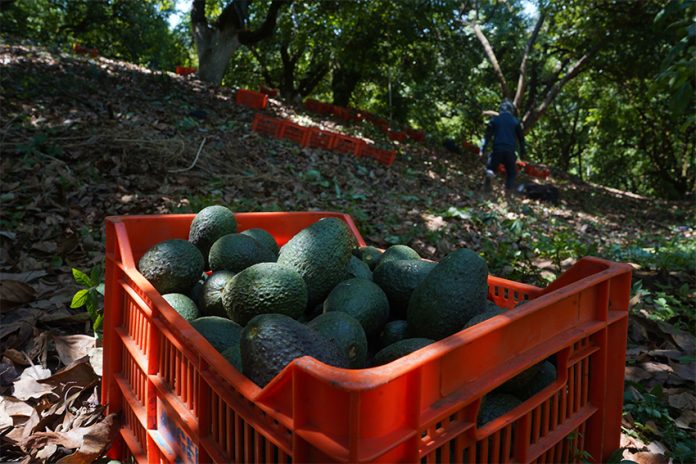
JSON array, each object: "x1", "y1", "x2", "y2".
[{"x1": 1, "y1": 44, "x2": 694, "y2": 461}]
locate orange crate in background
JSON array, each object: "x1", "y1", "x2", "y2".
[
  {"x1": 331, "y1": 106, "x2": 352, "y2": 121},
  {"x1": 236, "y1": 88, "x2": 268, "y2": 110},
  {"x1": 258, "y1": 84, "x2": 279, "y2": 98},
  {"x1": 387, "y1": 130, "x2": 408, "y2": 142},
  {"x1": 103, "y1": 213, "x2": 631, "y2": 464},
  {"x1": 278, "y1": 120, "x2": 310, "y2": 147},
  {"x1": 405, "y1": 128, "x2": 425, "y2": 142},
  {"x1": 525, "y1": 163, "x2": 551, "y2": 179},
  {"x1": 361, "y1": 145, "x2": 397, "y2": 167},
  {"x1": 497, "y1": 159, "x2": 528, "y2": 174},
  {"x1": 304, "y1": 98, "x2": 333, "y2": 115},
  {"x1": 175, "y1": 66, "x2": 197, "y2": 76},
  {"x1": 306, "y1": 128, "x2": 336, "y2": 150},
  {"x1": 331, "y1": 134, "x2": 365, "y2": 157},
  {"x1": 250, "y1": 112, "x2": 283, "y2": 138}
]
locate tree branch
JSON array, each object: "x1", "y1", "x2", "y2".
[
  {"x1": 238, "y1": 0, "x2": 291, "y2": 46},
  {"x1": 191, "y1": 0, "x2": 208, "y2": 26},
  {"x1": 469, "y1": 20, "x2": 511, "y2": 98},
  {"x1": 523, "y1": 50, "x2": 595, "y2": 133},
  {"x1": 216, "y1": 0, "x2": 247, "y2": 31},
  {"x1": 248, "y1": 47, "x2": 274, "y2": 85},
  {"x1": 513, "y1": 10, "x2": 545, "y2": 109}
]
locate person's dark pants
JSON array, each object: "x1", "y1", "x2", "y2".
[{"x1": 487, "y1": 150, "x2": 517, "y2": 190}]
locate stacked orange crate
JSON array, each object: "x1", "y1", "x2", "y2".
[
  {"x1": 278, "y1": 121, "x2": 310, "y2": 147},
  {"x1": 236, "y1": 89, "x2": 268, "y2": 110},
  {"x1": 250, "y1": 113, "x2": 283, "y2": 138}
]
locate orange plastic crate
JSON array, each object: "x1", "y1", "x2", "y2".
[
  {"x1": 250, "y1": 113, "x2": 283, "y2": 138},
  {"x1": 306, "y1": 128, "x2": 336, "y2": 150},
  {"x1": 258, "y1": 84, "x2": 279, "y2": 98},
  {"x1": 361, "y1": 145, "x2": 397, "y2": 167},
  {"x1": 387, "y1": 130, "x2": 408, "y2": 142},
  {"x1": 331, "y1": 106, "x2": 352, "y2": 121},
  {"x1": 278, "y1": 121, "x2": 310, "y2": 147},
  {"x1": 405, "y1": 128, "x2": 425, "y2": 142},
  {"x1": 175, "y1": 66, "x2": 197, "y2": 76},
  {"x1": 331, "y1": 134, "x2": 365, "y2": 157},
  {"x1": 373, "y1": 119, "x2": 390, "y2": 133},
  {"x1": 304, "y1": 99, "x2": 333, "y2": 115},
  {"x1": 525, "y1": 163, "x2": 551, "y2": 179},
  {"x1": 497, "y1": 160, "x2": 528, "y2": 174},
  {"x1": 103, "y1": 213, "x2": 631, "y2": 464},
  {"x1": 236, "y1": 89, "x2": 268, "y2": 110}
]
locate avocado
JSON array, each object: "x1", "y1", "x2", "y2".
[
  {"x1": 375, "y1": 244, "x2": 420, "y2": 268},
  {"x1": 222, "y1": 262, "x2": 307, "y2": 325},
  {"x1": 345, "y1": 255, "x2": 373, "y2": 280},
  {"x1": 162, "y1": 293, "x2": 200, "y2": 321},
  {"x1": 189, "y1": 205, "x2": 237, "y2": 266},
  {"x1": 201, "y1": 270, "x2": 236, "y2": 317},
  {"x1": 277, "y1": 218, "x2": 356, "y2": 307},
  {"x1": 323, "y1": 278, "x2": 389, "y2": 337},
  {"x1": 353, "y1": 246, "x2": 384, "y2": 270},
  {"x1": 407, "y1": 248, "x2": 488, "y2": 340},
  {"x1": 221, "y1": 343, "x2": 242, "y2": 371},
  {"x1": 241, "y1": 228, "x2": 279, "y2": 256},
  {"x1": 372, "y1": 338, "x2": 434, "y2": 366},
  {"x1": 189, "y1": 278, "x2": 206, "y2": 309},
  {"x1": 241, "y1": 313, "x2": 349, "y2": 387},
  {"x1": 190, "y1": 316, "x2": 242, "y2": 353},
  {"x1": 496, "y1": 361, "x2": 544, "y2": 395},
  {"x1": 209, "y1": 233, "x2": 277, "y2": 273},
  {"x1": 477, "y1": 393, "x2": 522, "y2": 427},
  {"x1": 138, "y1": 239, "x2": 204, "y2": 294},
  {"x1": 308, "y1": 312, "x2": 368, "y2": 368},
  {"x1": 379, "y1": 320, "x2": 409, "y2": 348},
  {"x1": 512, "y1": 360, "x2": 557, "y2": 400},
  {"x1": 463, "y1": 304, "x2": 506, "y2": 329},
  {"x1": 373, "y1": 259, "x2": 436, "y2": 319}
]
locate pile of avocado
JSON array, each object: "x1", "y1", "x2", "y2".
[{"x1": 137, "y1": 205, "x2": 558, "y2": 405}]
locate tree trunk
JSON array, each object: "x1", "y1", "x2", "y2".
[
  {"x1": 195, "y1": 27, "x2": 241, "y2": 85},
  {"x1": 331, "y1": 68, "x2": 360, "y2": 107},
  {"x1": 192, "y1": 0, "x2": 289, "y2": 86}
]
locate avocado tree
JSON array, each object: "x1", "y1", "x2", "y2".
[
  {"x1": 461, "y1": 0, "x2": 599, "y2": 133},
  {"x1": 191, "y1": 0, "x2": 291, "y2": 85}
]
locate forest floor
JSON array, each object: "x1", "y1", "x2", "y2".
[{"x1": 0, "y1": 44, "x2": 694, "y2": 463}]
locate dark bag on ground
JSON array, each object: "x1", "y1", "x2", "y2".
[{"x1": 517, "y1": 183, "x2": 559, "y2": 203}]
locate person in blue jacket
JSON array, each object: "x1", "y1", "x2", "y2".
[{"x1": 480, "y1": 99, "x2": 526, "y2": 193}]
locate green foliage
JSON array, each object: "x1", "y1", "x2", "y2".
[
  {"x1": 70, "y1": 266, "x2": 105, "y2": 336},
  {"x1": 0, "y1": 0, "x2": 187, "y2": 70},
  {"x1": 624, "y1": 384, "x2": 696, "y2": 463}
]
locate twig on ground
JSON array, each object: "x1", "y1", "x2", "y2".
[{"x1": 168, "y1": 137, "x2": 207, "y2": 173}]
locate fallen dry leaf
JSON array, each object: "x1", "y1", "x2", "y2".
[
  {"x1": 0, "y1": 280, "x2": 36, "y2": 310},
  {"x1": 52, "y1": 334, "x2": 96, "y2": 367},
  {"x1": 12, "y1": 365, "x2": 54, "y2": 401},
  {"x1": 0, "y1": 271, "x2": 48, "y2": 283},
  {"x1": 625, "y1": 451, "x2": 669, "y2": 464},
  {"x1": 675, "y1": 410, "x2": 696, "y2": 429},
  {"x1": 39, "y1": 358, "x2": 99, "y2": 403},
  {"x1": 668, "y1": 360, "x2": 696, "y2": 383},
  {"x1": 667, "y1": 390, "x2": 696, "y2": 410},
  {"x1": 0, "y1": 395, "x2": 41, "y2": 444},
  {"x1": 88, "y1": 347, "x2": 103, "y2": 377},
  {"x1": 625, "y1": 366, "x2": 652, "y2": 382},
  {"x1": 3, "y1": 348, "x2": 31, "y2": 366},
  {"x1": 15, "y1": 411, "x2": 117, "y2": 463},
  {"x1": 656, "y1": 321, "x2": 695, "y2": 353},
  {"x1": 0, "y1": 358, "x2": 20, "y2": 386}
]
